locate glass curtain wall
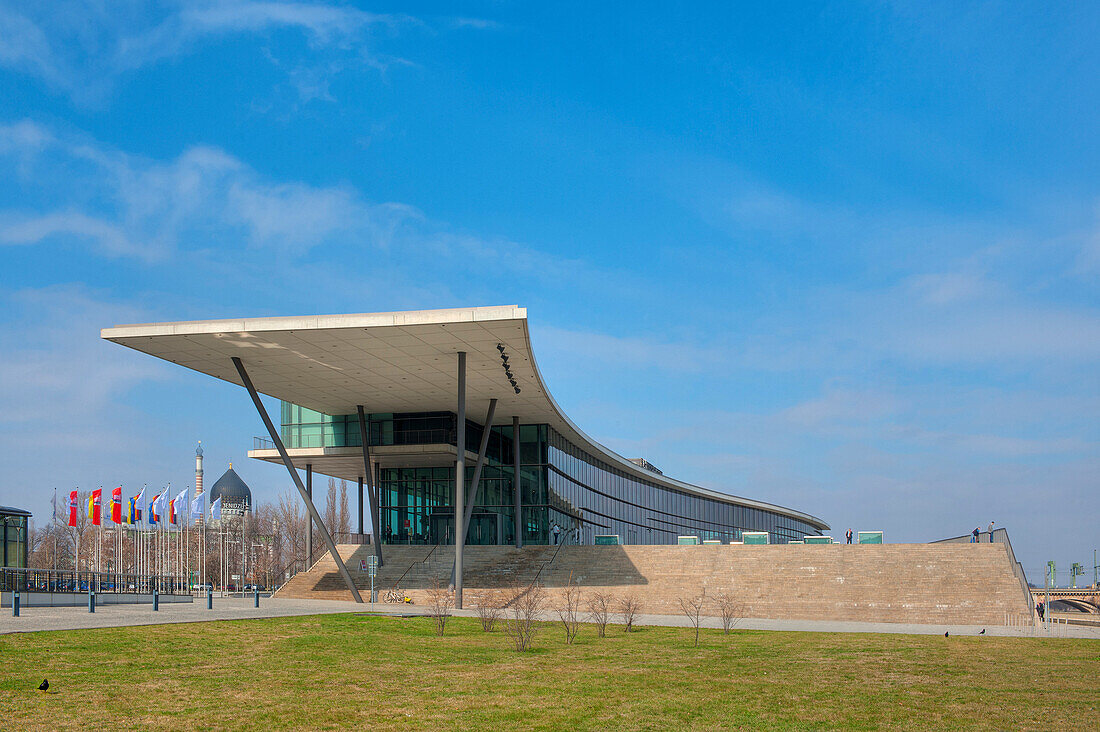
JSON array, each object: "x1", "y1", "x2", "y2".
[{"x1": 280, "y1": 403, "x2": 823, "y2": 547}]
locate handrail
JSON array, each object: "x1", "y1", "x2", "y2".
[
  {"x1": 530, "y1": 534, "x2": 572, "y2": 587},
  {"x1": 391, "y1": 544, "x2": 441, "y2": 589},
  {"x1": 932, "y1": 528, "x2": 1033, "y2": 617}
]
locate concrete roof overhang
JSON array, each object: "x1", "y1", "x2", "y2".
[{"x1": 101, "y1": 305, "x2": 828, "y2": 530}]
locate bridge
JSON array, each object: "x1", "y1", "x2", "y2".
[{"x1": 1031, "y1": 587, "x2": 1100, "y2": 613}]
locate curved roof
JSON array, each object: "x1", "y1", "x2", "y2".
[
  {"x1": 0, "y1": 506, "x2": 32, "y2": 517},
  {"x1": 208, "y1": 467, "x2": 252, "y2": 504},
  {"x1": 102, "y1": 305, "x2": 828, "y2": 530}
]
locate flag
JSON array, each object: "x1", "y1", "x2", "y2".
[
  {"x1": 152, "y1": 489, "x2": 168, "y2": 525},
  {"x1": 190, "y1": 492, "x2": 205, "y2": 519},
  {"x1": 111, "y1": 487, "x2": 122, "y2": 524},
  {"x1": 210, "y1": 496, "x2": 222, "y2": 521},
  {"x1": 171, "y1": 488, "x2": 188, "y2": 524},
  {"x1": 68, "y1": 490, "x2": 78, "y2": 526},
  {"x1": 87, "y1": 488, "x2": 102, "y2": 526},
  {"x1": 149, "y1": 493, "x2": 160, "y2": 525},
  {"x1": 132, "y1": 486, "x2": 145, "y2": 523}
]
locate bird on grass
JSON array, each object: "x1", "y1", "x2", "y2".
[
  {"x1": 979, "y1": 629, "x2": 986, "y2": 635},
  {"x1": 944, "y1": 631, "x2": 949, "y2": 637},
  {"x1": 38, "y1": 679, "x2": 48, "y2": 692}
]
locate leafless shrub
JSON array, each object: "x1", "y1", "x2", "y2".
[
  {"x1": 426, "y1": 581, "x2": 454, "y2": 637},
  {"x1": 473, "y1": 590, "x2": 503, "y2": 632},
  {"x1": 555, "y1": 580, "x2": 583, "y2": 645},
  {"x1": 618, "y1": 594, "x2": 642, "y2": 633},
  {"x1": 586, "y1": 591, "x2": 613, "y2": 638},
  {"x1": 679, "y1": 589, "x2": 706, "y2": 647},
  {"x1": 714, "y1": 592, "x2": 744, "y2": 634},
  {"x1": 503, "y1": 582, "x2": 545, "y2": 652}
]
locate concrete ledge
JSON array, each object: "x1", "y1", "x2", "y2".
[{"x1": 2, "y1": 591, "x2": 193, "y2": 607}]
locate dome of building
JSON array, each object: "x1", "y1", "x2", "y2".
[{"x1": 208, "y1": 464, "x2": 252, "y2": 515}]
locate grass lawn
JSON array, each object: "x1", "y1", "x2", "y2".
[{"x1": 1, "y1": 614, "x2": 1097, "y2": 730}]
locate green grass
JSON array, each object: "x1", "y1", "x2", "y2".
[{"x1": 1, "y1": 614, "x2": 1097, "y2": 730}]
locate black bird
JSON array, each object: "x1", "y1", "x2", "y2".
[
  {"x1": 944, "y1": 631, "x2": 949, "y2": 637},
  {"x1": 979, "y1": 629, "x2": 986, "y2": 635},
  {"x1": 38, "y1": 679, "x2": 48, "y2": 692}
]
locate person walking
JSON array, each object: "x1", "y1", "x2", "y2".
[
  {"x1": 552, "y1": 523, "x2": 561, "y2": 545},
  {"x1": 987, "y1": 521, "x2": 995, "y2": 542},
  {"x1": 845, "y1": 529, "x2": 853, "y2": 544}
]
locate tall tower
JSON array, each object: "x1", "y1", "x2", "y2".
[{"x1": 195, "y1": 441, "x2": 204, "y2": 525}]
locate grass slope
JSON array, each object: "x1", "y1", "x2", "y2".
[{"x1": 1, "y1": 614, "x2": 1097, "y2": 730}]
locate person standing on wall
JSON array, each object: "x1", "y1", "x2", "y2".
[
  {"x1": 987, "y1": 521, "x2": 995, "y2": 542},
  {"x1": 971, "y1": 527, "x2": 980, "y2": 543},
  {"x1": 845, "y1": 529, "x2": 853, "y2": 544}
]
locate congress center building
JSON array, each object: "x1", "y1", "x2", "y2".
[{"x1": 102, "y1": 306, "x2": 827, "y2": 601}]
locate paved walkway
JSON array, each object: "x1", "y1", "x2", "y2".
[{"x1": 3, "y1": 598, "x2": 1097, "y2": 639}]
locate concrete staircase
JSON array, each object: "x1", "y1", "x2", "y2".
[{"x1": 274, "y1": 542, "x2": 1033, "y2": 625}]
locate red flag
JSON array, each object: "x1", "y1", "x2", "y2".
[
  {"x1": 111, "y1": 486, "x2": 122, "y2": 523},
  {"x1": 88, "y1": 489, "x2": 102, "y2": 526},
  {"x1": 68, "y1": 490, "x2": 78, "y2": 526}
]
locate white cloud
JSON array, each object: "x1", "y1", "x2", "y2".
[{"x1": 0, "y1": 1, "x2": 425, "y2": 103}]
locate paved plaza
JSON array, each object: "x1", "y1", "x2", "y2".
[{"x1": 3, "y1": 596, "x2": 1097, "y2": 639}]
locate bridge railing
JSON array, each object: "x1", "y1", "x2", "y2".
[{"x1": 932, "y1": 528, "x2": 1033, "y2": 619}]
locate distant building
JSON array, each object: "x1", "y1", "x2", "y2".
[{"x1": 207, "y1": 464, "x2": 252, "y2": 517}]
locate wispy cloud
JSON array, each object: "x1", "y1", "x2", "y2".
[{"x1": 0, "y1": 1, "x2": 427, "y2": 104}]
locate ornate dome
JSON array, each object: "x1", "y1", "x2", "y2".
[{"x1": 208, "y1": 465, "x2": 252, "y2": 514}]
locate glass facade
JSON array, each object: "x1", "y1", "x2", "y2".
[
  {"x1": 281, "y1": 405, "x2": 823, "y2": 546},
  {"x1": 1, "y1": 510, "x2": 29, "y2": 569}
]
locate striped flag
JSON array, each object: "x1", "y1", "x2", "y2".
[{"x1": 87, "y1": 489, "x2": 102, "y2": 526}]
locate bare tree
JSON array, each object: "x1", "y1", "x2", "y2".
[
  {"x1": 714, "y1": 593, "x2": 744, "y2": 635},
  {"x1": 324, "y1": 478, "x2": 338, "y2": 538},
  {"x1": 503, "y1": 582, "x2": 545, "y2": 652},
  {"x1": 618, "y1": 594, "x2": 642, "y2": 633},
  {"x1": 338, "y1": 480, "x2": 351, "y2": 535},
  {"x1": 555, "y1": 580, "x2": 583, "y2": 644},
  {"x1": 277, "y1": 489, "x2": 306, "y2": 572},
  {"x1": 586, "y1": 591, "x2": 613, "y2": 638},
  {"x1": 473, "y1": 590, "x2": 503, "y2": 632},
  {"x1": 426, "y1": 580, "x2": 454, "y2": 636},
  {"x1": 679, "y1": 589, "x2": 706, "y2": 647}
]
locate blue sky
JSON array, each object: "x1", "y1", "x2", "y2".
[{"x1": 0, "y1": 1, "x2": 1097, "y2": 582}]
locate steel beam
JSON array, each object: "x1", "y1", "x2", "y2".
[
  {"x1": 455, "y1": 351, "x2": 466, "y2": 609},
  {"x1": 451, "y1": 398, "x2": 497, "y2": 586},
  {"x1": 513, "y1": 415, "x2": 522, "y2": 548},
  {"x1": 232, "y1": 357, "x2": 363, "y2": 603},
  {"x1": 356, "y1": 405, "x2": 383, "y2": 567}
]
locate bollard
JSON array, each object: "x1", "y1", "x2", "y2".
[
  {"x1": 12, "y1": 591, "x2": 19, "y2": 617},
  {"x1": 153, "y1": 589, "x2": 159, "y2": 612},
  {"x1": 254, "y1": 589, "x2": 259, "y2": 608},
  {"x1": 206, "y1": 588, "x2": 213, "y2": 610},
  {"x1": 88, "y1": 589, "x2": 96, "y2": 614}
]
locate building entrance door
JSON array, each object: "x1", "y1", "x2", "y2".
[{"x1": 428, "y1": 512, "x2": 500, "y2": 545}]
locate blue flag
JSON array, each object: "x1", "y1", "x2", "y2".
[
  {"x1": 190, "y1": 492, "x2": 205, "y2": 519},
  {"x1": 210, "y1": 496, "x2": 222, "y2": 521}
]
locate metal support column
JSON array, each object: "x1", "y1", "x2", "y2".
[
  {"x1": 356, "y1": 405, "x2": 383, "y2": 568},
  {"x1": 305, "y1": 464, "x2": 313, "y2": 563},
  {"x1": 231, "y1": 357, "x2": 363, "y2": 603},
  {"x1": 357, "y1": 476, "x2": 364, "y2": 536},
  {"x1": 513, "y1": 415, "x2": 522, "y2": 548},
  {"x1": 455, "y1": 351, "x2": 466, "y2": 609},
  {"x1": 451, "y1": 398, "x2": 497, "y2": 585}
]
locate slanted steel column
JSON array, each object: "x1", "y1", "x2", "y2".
[
  {"x1": 305, "y1": 464, "x2": 313, "y2": 562},
  {"x1": 356, "y1": 405, "x2": 383, "y2": 567},
  {"x1": 451, "y1": 398, "x2": 497, "y2": 585},
  {"x1": 231, "y1": 357, "x2": 363, "y2": 603},
  {"x1": 455, "y1": 351, "x2": 466, "y2": 609},
  {"x1": 357, "y1": 476, "x2": 364, "y2": 536},
  {"x1": 513, "y1": 415, "x2": 522, "y2": 548}
]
